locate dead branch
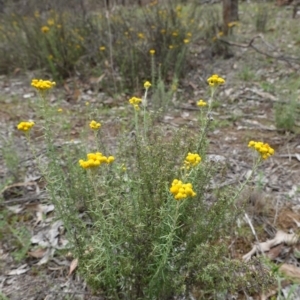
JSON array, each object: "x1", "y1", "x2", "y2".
[{"x1": 219, "y1": 34, "x2": 300, "y2": 68}]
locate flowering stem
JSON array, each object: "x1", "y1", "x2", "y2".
[
  {"x1": 143, "y1": 89, "x2": 148, "y2": 139},
  {"x1": 25, "y1": 133, "x2": 39, "y2": 167},
  {"x1": 231, "y1": 158, "x2": 261, "y2": 204},
  {"x1": 196, "y1": 87, "x2": 216, "y2": 153},
  {"x1": 40, "y1": 94, "x2": 53, "y2": 151},
  {"x1": 151, "y1": 55, "x2": 155, "y2": 88},
  {"x1": 208, "y1": 87, "x2": 216, "y2": 113},
  {"x1": 104, "y1": 7, "x2": 117, "y2": 93},
  {"x1": 134, "y1": 110, "x2": 139, "y2": 134},
  {"x1": 87, "y1": 169, "x2": 99, "y2": 211},
  {"x1": 196, "y1": 111, "x2": 212, "y2": 154},
  {"x1": 94, "y1": 130, "x2": 101, "y2": 152}
]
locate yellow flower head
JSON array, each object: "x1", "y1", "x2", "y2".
[
  {"x1": 149, "y1": 49, "x2": 155, "y2": 55},
  {"x1": 176, "y1": 5, "x2": 182, "y2": 12},
  {"x1": 171, "y1": 83, "x2": 177, "y2": 92},
  {"x1": 79, "y1": 152, "x2": 115, "y2": 169},
  {"x1": 31, "y1": 79, "x2": 56, "y2": 91},
  {"x1": 183, "y1": 39, "x2": 190, "y2": 44},
  {"x1": 169, "y1": 45, "x2": 174, "y2": 49},
  {"x1": 207, "y1": 74, "x2": 225, "y2": 87},
  {"x1": 144, "y1": 81, "x2": 151, "y2": 89},
  {"x1": 57, "y1": 108, "x2": 63, "y2": 112},
  {"x1": 107, "y1": 156, "x2": 115, "y2": 163},
  {"x1": 228, "y1": 21, "x2": 239, "y2": 28},
  {"x1": 41, "y1": 26, "x2": 50, "y2": 33},
  {"x1": 99, "y1": 46, "x2": 106, "y2": 51},
  {"x1": 248, "y1": 140, "x2": 275, "y2": 160},
  {"x1": 129, "y1": 96, "x2": 142, "y2": 110},
  {"x1": 138, "y1": 33, "x2": 145, "y2": 39},
  {"x1": 184, "y1": 152, "x2": 201, "y2": 169},
  {"x1": 170, "y1": 179, "x2": 196, "y2": 200},
  {"x1": 47, "y1": 19, "x2": 55, "y2": 26},
  {"x1": 197, "y1": 99, "x2": 207, "y2": 107},
  {"x1": 150, "y1": 0, "x2": 158, "y2": 6},
  {"x1": 17, "y1": 121, "x2": 35, "y2": 132},
  {"x1": 89, "y1": 120, "x2": 101, "y2": 130}
]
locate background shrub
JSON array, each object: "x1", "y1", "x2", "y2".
[{"x1": 0, "y1": 0, "x2": 213, "y2": 93}]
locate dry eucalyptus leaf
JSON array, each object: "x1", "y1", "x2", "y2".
[
  {"x1": 68, "y1": 258, "x2": 78, "y2": 276},
  {"x1": 28, "y1": 248, "x2": 47, "y2": 259},
  {"x1": 266, "y1": 243, "x2": 284, "y2": 260},
  {"x1": 37, "y1": 248, "x2": 55, "y2": 265}
]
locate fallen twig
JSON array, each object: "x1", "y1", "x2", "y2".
[{"x1": 219, "y1": 34, "x2": 300, "y2": 68}]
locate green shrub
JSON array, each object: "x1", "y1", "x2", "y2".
[
  {"x1": 0, "y1": 1, "x2": 203, "y2": 93},
  {"x1": 255, "y1": 3, "x2": 268, "y2": 33},
  {"x1": 14, "y1": 76, "x2": 275, "y2": 299}
]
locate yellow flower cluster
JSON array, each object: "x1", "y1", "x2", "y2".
[
  {"x1": 89, "y1": 120, "x2": 101, "y2": 130},
  {"x1": 79, "y1": 152, "x2": 115, "y2": 169},
  {"x1": 129, "y1": 97, "x2": 142, "y2": 111},
  {"x1": 144, "y1": 81, "x2": 151, "y2": 89},
  {"x1": 41, "y1": 26, "x2": 50, "y2": 33},
  {"x1": 184, "y1": 152, "x2": 201, "y2": 169},
  {"x1": 207, "y1": 74, "x2": 225, "y2": 87},
  {"x1": 47, "y1": 19, "x2": 55, "y2": 26},
  {"x1": 149, "y1": 49, "x2": 155, "y2": 55},
  {"x1": 17, "y1": 121, "x2": 35, "y2": 132},
  {"x1": 138, "y1": 33, "x2": 145, "y2": 39},
  {"x1": 228, "y1": 21, "x2": 239, "y2": 28},
  {"x1": 248, "y1": 141, "x2": 275, "y2": 160},
  {"x1": 197, "y1": 99, "x2": 207, "y2": 107},
  {"x1": 31, "y1": 79, "x2": 56, "y2": 91},
  {"x1": 170, "y1": 179, "x2": 196, "y2": 200}
]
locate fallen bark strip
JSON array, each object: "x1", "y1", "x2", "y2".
[{"x1": 243, "y1": 230, "x2": 299, "y2": 262}]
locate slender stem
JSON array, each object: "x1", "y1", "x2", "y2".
[
  {"x1": 134, "y1": 109, "x2": 139, "y2": 134},
  {"x1": 104, "y1": 5, "x2": 117, "y2": 93},
  {"x1": 143, "y1": 89, "x2": 148, "y2": 139},
  {"x1": 231, "y1": 158, "x2": 261, "y2": 204},
  {"x1": 208, "y1": 87, "x2": 216, "y2": 113},
  {"x1": 196, "y1": 87, "x2": 216, "y2": 153},
  {"x1": 151, "y1": 55, "x2": 155, "y2": 88}
]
